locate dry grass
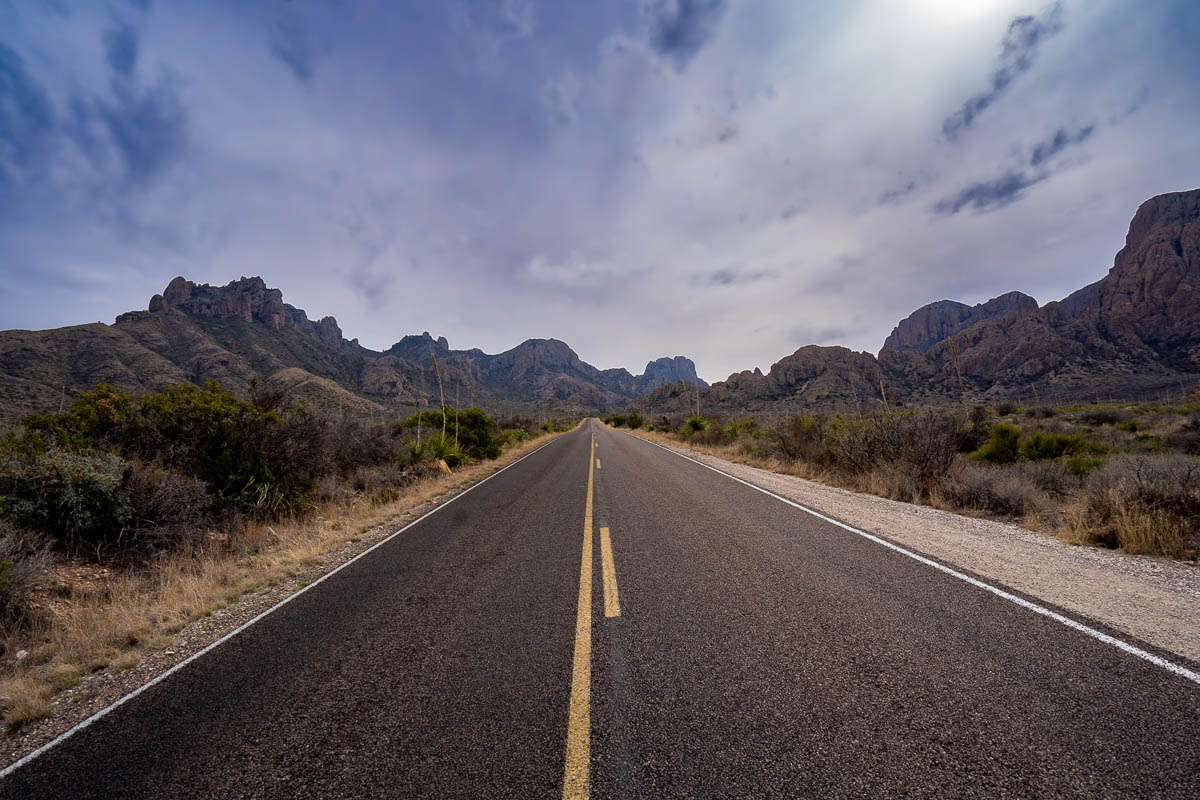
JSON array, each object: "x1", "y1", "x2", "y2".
[
  {"x1": 0, "y1": 430, "x2": 565, "y2": 734},
  {"x1": 0, "y1": 677, "x2": 52, "y2": 732}
]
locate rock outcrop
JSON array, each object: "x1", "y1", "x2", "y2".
[
  {"x1": 640, "y1": 356, "x2": 708, "y2": 390},
  {"x1": 1090, "y1": 189, "x2": 1200, "y2": 364},
  {"x1": 882, "y1": 292, "x2": 1038, "y2": 352}
]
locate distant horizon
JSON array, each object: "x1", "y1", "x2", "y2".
[{"x1": 2, "y1": 1, "x2": 1198, "y2": 383}]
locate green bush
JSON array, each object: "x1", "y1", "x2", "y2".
[
  {"x1": 678, "y1": 415, "x2": 710, "y2": 437},
  {"x1": 0, "y1": 449, "x2": 130, "y2": 550},
  {"x1": 1064, "y1": 454, "x2": 1105, "y2": 477},
  {"x1": 400, "y1": 407, "x2": 500, "y2": 460},
  {"x1": 721, "y1": 421, "x2": 755, "y2": 439},
  {"x1": 1020, "y1": 432, "x2": 1084, "y2": 461},
  {"x1": 973, "y1": 424, "x2": 1022, "y2": 464},
  {"x1": 625, "y1": 413, "x2": 644, "y2": 430}
]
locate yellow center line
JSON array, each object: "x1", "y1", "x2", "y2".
[
  {"x1": 600, "y1": 526, "x2": 620, "y2": 618},
  {"x1": 562, "y1": 432, "x2": 595, "y2": 800},
  {"x1": 596, "y1": 458, "x2": 601, "y2": 470}
]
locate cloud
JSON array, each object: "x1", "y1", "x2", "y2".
[
  {"x1": 541, "y1": 71, "x2": 581, "y2": 125},
  {"x1": 0, "y1": 43, "x2": 56, "y2": 185},
  {"x1": 703, "y1": 265, "x2": 776, "y2": 286},
  {"x1": 934, "y1": 121, "x2": 1095, "y2": 215},
  {"x1": 1029, "y1": 124, "x2": 1093, "y2": 166},
  {"x1": 878, "y1": 180, "x2": 917, "y2": 206},
  {"x1": 103, "y1": 23, "x2": 138, "y2": 77},
  {"x1": 932, "y1": 170, "x2": 1046, "y2": 216},
  {"x1": 941, "y1": 3, "x2": 1064, "y2": 140},
  {"x1": 99, "y1": 78, "x2": 187, "y2": 185},
  {"x1": 642, "y1": 0, "x2": 726, "y2": 67},
  {"x1": 270, "y1": 13, "x2": 316, "y2": 85}
]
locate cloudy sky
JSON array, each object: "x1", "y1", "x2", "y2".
[{"x1": 2, "y1": 0, "x2": 1198, "y2": 382}]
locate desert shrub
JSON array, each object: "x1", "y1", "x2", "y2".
[
  {"x1": 1020, "y1": 432, "x2": 1084, "y2": 461},
  {"x1": 0, "y1": 522, "x2": 53, "y2": 632},
  {"x1": 994, "y1": 402, "x2": 1018, "y2": 416},
  {"x1": 936, "y1": 462, "x2": 1045, "y2": 518},
  {"x1": 118, "y1": 459, "x2": 212, "y2": 552},
  {"x1": 496, "y1": 429, "x2": 530, "y2": 448},
  {"x1": 0, "y1": 449, "x2": 212, "y2": 559},
  {"x1": 826, "y1": 412, "x2": 964, "y2": 494},
  {"x1": 774, "y1": 415, "x2": 832, "y2": 464},
  {"x1": 0, "y1": 448, "x2": 131, "y2": 554},
  {"x1": 1010, "y1": 460, "x2": 1076, "y2": 495},
  {"x1": 961, "y1": 406, "x2": 991, "y2": 452},
  {"x1": 973, "y1": 424, "x2": 1022, "y2": 464},
  {"x1": 1118, "y1": 420, "x2": 1140, "y2": 432},
  {"x1": 1164, "y1": 411, "x2": 1200, "y2": 455},
  {"x1": 721, "y1": 421, "x2": 755, "y2": 439},
  {"x1": 1080, "y1": 408, "x2": 1126, "y2": 426},
  {"x1": 603, "y1": 414, "x2": 626, "y2": 428},
  {"x1": 1063, "y1": 456, "x2": 1200, "y2": 557},
  {"x1": 625, "y1": 413, "x2": 644, "y2": 430},
  {"x1": 541, "y1": 422, "x2": 553, "y2": 433},
  {"x1": 399, "y1": 408, "x2": 499, "y2": 460},
  {"x1": 426, "y1": 434, "x2": 469, "y2": 468},
  {"x1": 1024, "y1": 406, "x2": 1056, "y2": 419},
  {"x1": 677, "y1": 416, "x2": 710, "y2": 438}
]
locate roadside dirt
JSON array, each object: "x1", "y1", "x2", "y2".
[{"x1": 635, "y1": 432, "x2": 1200, "y2": 665}]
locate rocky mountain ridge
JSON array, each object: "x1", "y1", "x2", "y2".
[
  {"x1": 0, "y1": 277, "x2": 705, "y2": 427},
  {"x1": 634, "y1": 188, "x2": 1200, "y2": 418}
]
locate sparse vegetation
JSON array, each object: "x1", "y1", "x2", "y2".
[{"x1": 628, "y1": 400, "x2": 1200, "y2": 562}]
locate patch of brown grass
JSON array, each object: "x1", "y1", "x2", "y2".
[{"x1": 0, "y1": 676, "x2": 52, "y2": 732}]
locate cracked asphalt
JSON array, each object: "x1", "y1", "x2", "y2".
[{"x1": 3, "y1": 420, "x2": 1198, "y2": 798}]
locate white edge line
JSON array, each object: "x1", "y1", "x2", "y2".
[
  {"x1": 0, "y1": 435, "x2": 567, "y2": 780},
  {"x1": 625, "y1": 432, "x2": 1200, "y2": 687}
]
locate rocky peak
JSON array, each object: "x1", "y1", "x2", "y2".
[
  {"x1": 882, "y1": 291, "x2": 1038, "y2": 353},
  {"x1": 1094, "y1": 188, "x2": 1200, "y2": 360},
  {"x1": 132, "y1": 276, "x2": 347, "y2": 348},
  {"x1": 640, "y1": 356, "x2": 708, "y2": 389}
]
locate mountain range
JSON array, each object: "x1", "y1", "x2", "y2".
[
  {"x1": 0, "y1": 275, "x2": 705, "y2": 428},
  {"x1": 634, "y1": 187, "x2": 1200, "y2": 417},
  {"x1": 2, "y1": 188, "x2": 1197, "y2": 428}
]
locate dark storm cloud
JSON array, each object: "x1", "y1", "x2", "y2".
[
  {"x1": 643, "y1": 0, "x2": 726, "y2": 67},
  {"x1": 932, "y1": 170, "x2": 1045, "y2": 216},
  {"x1": 270, "y1": 13, "x2": 316, "y2": 85},
  {"x1": 103, "y1": 23, "x2": 138, "y2": 77},
  {"x1": 941, "y1": 3, "x2": 1064, "y2": 140},
  {"x1": 1029, "y1": 124, "x2": 1093, "y2": 166}
]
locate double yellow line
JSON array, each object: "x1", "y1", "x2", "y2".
[{"x1": 562, "y1": 430, "x2": 621, "y2": 800}]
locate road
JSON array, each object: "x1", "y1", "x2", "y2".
[{"x1": 2, "y1": 419, "x2": 1198, "y2": 798}]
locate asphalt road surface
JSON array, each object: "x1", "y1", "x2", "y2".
[{"x1": 3, "y1": 420, "x2": 1198, "y2": 798}]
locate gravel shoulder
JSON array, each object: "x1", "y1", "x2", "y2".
[{"x1": 632, "y1": 432, "x2": 1200, "y2": 665}]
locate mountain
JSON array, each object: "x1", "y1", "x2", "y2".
[
  {"x1": 882, "y1": 292, "x2": 1039, "y2": 352},
  {"x1": 0, "y1": 276, "x2": 704, "y2": 428},
  {"x1": 634, "y1": 188, "x2": 1200, "y2": 418}
]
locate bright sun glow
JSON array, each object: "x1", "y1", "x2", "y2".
[{"x1": 898, "y1": 0, "x2": 1017, "y2": 27}]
